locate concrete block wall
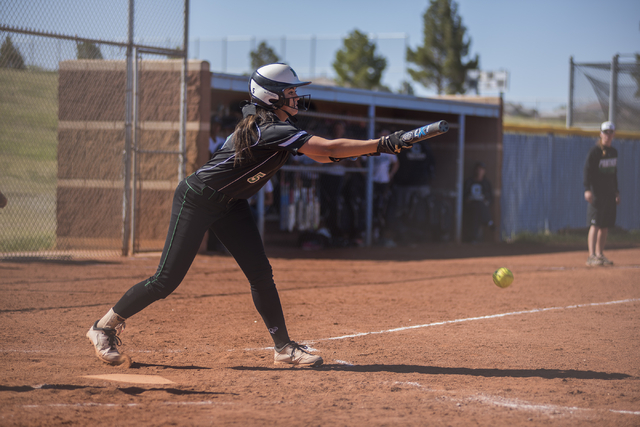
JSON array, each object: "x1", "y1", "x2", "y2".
[{"x1": 56, "y1": 60, "x2": 210, "y2": 251}]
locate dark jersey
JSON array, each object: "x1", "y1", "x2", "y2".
[
  {"x1": 195, "y1": 116, "x2": 312, "y2": 199},
  {"x1": 583, "y1": 144, "x2": 618, "y2": 198},
  {"x1": 464, "y1": 177, "x2": 493, "y2": 205}
]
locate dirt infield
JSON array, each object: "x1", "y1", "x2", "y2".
[{"x1": 1, "y1": 242, "x2": 639, "y2": 426}]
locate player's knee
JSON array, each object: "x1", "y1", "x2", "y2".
[
  {"x1": 248, "y1": 270, "x2": 276, "y2": 293},
  {"x1": 144, "y1": 278, "x2": 177, "y2": 300}
]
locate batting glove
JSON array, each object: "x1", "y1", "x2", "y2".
[{"x1": 377, "y1": 130, "x2": 410, "y2": 154}]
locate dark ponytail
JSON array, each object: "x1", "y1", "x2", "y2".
[{"x1": 232, "y1": 106, "x2": 277, "y2": 166}]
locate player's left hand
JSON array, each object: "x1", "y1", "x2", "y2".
[{"x1": 377, "y1": 130, "x2": 410, "y2": 154}]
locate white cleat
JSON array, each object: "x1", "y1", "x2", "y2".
[
  {"x1": 274, "y1": 341, "x2": 323, "y2": 367},
  {"x1": 86, "y1": 321, "x2": 131, "y2": 366}
]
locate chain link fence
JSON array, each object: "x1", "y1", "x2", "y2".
[
  {"x1": 568, "y1": 55, "x2": 640, "y2": 131},
  {"x1": 0, "y1": 0, "x2": 188, "y2": 258},
  {"x1": 191, "y1": 34, "x2": 409, "y2": 91}
]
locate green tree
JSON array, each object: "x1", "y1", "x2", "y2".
[
  {"x1": 0, "y1": 36, "x2": 26, "y2": 69},
  {"x1": 407, "y1": 0, "x2": 479, "y2": 94},
  {"x1": 76, "y1": 41, "x2": 103, "y2": 60},
  {"x1": 250, "y1": 41, "x2": 280, "y2": 70},
  {"x1": 332, "y1": 29, "x2": 388, "y2": 90},
  {"x1": 398, "y1": 80, "x2": 415, "y2": 96}
]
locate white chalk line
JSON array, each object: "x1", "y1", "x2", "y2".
[
  {"x1": 310, "y1": 298, "x2": 640, "y2": 419},
  {"x1": 10, "y1": 299, "x2": 640, "y2": 417},
  {"x1": 313, "y1": 298, "x2": 640, "y2": 342},
  {"x1": 393, "y1": 381, "x2": 640, "y2": 418},
  {"x1": 1, "y1": 299, "x2": 638, "y2": 356},
  {"x1": 239, "y1": 297, "x2": 640, "y2": 353}
]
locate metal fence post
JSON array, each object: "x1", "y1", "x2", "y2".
[
  {"x1": 365, "y1": 104, "x2": 376, "y2": 246},
  {"x1": 122, "y1": 0, "x2": 135, "y2": 256},
  {"x1": 310, "y1": 35, "x2": 316, "y2": 78},
  {"x1": 178, "y1": 0, "x2": 189, "y2": 182},
  {"x1": 566, "y1": 56, "x2": 574, "y2": 128},
  {"x1": 608, "y1": 54, "x2": 618, "y2": 124},
  {"x1": 130, "y1": 46, "x2": 139, "y2": 255},
  {"x1": 455, "y1": 114, "x2": 466, "y2": 244}
]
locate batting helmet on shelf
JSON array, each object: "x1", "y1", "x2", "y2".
[{"x1": 249, "y1": 63, "x2": 311, "y2": 110}]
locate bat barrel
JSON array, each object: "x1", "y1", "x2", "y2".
[
  {"x1": 426, "y1": 120, "x2": 449, "y2": 134},
  {"x1": 401, "y1": 120, "x2": 449, "y2": 144},
  {"x1": 437, "y1": 120, "x2": 449, "y2": 133}
]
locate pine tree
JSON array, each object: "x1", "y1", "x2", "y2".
[
  {"x1": 399, "y1": 80, "x2": 415, "y2": 96},
  {"x1": 0, "y1": 36, "x2": 26, "y2": 69},
  {"x1": 77, "y1": 41, "x2": 103, "y2": 60},
  {"x1": 332, "y1": 29, "x2": 388, "y2": 90},
  {"x1": 407, "y1": 0, "x2": 479, "y2": 94},
  {"x1": 250, "y1": 41, "x2": 280, "y2": 70}
]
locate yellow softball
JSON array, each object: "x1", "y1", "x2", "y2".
[{"x1": 493, "y1": 267, "x2": 514, "y2": 288}]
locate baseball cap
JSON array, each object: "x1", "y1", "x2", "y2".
[{"x1": 600, "y1": 121, "x2": 615, "y2": 132}]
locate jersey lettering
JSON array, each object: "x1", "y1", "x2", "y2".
[
  {"x1": 599, "y1": 157, "x2": 617, "y2": 174},
  {"x1": 599, "y1": 158, "x2": 616, "y2": 168},
  {"x1": 247, "y1": 172, "x2": 266, "y2": 184}
]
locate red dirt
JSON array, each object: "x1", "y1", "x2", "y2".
[{"x1": 1, "y1": 242, "x2": 639, "y2": 426}]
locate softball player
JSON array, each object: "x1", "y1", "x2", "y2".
[
  {"x1": 583, "y1": 121, "x2": 620, "y2": 267},
  {"x1": 87, "y1": 63, "x2": 416, "y2": 367}
]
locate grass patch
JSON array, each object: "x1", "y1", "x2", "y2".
[
  {"x1": 0, "y1": 233, "x2": 57, "y2": 253},
  {"x1": 0, "y1": 68, "x2": 58, "y2": 252},
  {"x1": 0, "y1": 68, "x2": 58, "y2": 158},
  {"x1": 507, "y1": 227, "x2": 640, "y2": 245}
]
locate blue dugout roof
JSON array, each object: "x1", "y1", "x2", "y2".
[{"x1": 211, "y1": 72, "x2": 500, "y2": 119}]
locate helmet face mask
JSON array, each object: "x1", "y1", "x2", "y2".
[
  {"x1": 282, "y1": 89, "x2": 311, "y2": 112},
  {"x1": 249, "y1": 63, "x2": 311, "y2": 111}
]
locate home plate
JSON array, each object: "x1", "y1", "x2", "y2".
[{"x1": 83, "y1": 374, "x2": 174, "y2": 385}]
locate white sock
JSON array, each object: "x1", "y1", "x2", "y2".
[{"x1": 96, "y1": 308, "x2": 126, "y2": 329}]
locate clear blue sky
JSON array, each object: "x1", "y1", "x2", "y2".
[{"x1": 189, "y1": 0, "x2": 640, "y2": 111}]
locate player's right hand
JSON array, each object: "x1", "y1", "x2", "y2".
[
  {"x1": 584, "y1": 190, "x2": 593, "y2": 204},
  {"x1": 377, "y1": 130, "x2": 410, "y2": 154}
]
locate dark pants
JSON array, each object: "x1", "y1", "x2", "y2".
[
  {"x1": 319, "y1": 174, "x2": 345, "y2": 239},
  {"x1": 587, "y1": 194, "x2": 617, "y2": 228},
  {"x1": 466, "y1": 201, "x2": 492, "y2": 241},
  {"x1": 113, "y1": 174, "x2": 290, "y2": 346}
]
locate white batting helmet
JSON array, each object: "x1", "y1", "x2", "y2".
[{"x1": 249, "y1": 63, "x2": 311, "y2": 110}]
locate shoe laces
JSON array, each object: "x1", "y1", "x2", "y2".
[
  {"x1": 287, "y1": 341, "x2": 311, "y2": 355},
  {"x1": 104, "y1": 323, "x2": 125, "y2": 349}
]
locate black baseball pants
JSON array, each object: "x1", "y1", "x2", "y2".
[{"x1": 112, "y1": 174, "x2": 291, "y2": 347}]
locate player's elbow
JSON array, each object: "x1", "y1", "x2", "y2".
[{"x1": 302, "y1": 137, "x2": 342, "y2": 158}]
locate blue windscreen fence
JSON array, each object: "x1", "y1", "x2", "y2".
[{"x1": 501, "y1": 133, "x2": 640, "y2": 238}]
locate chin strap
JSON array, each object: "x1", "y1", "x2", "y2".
[{"x1": 281, "y1": 107, "x2": 298, "y2": 123}]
